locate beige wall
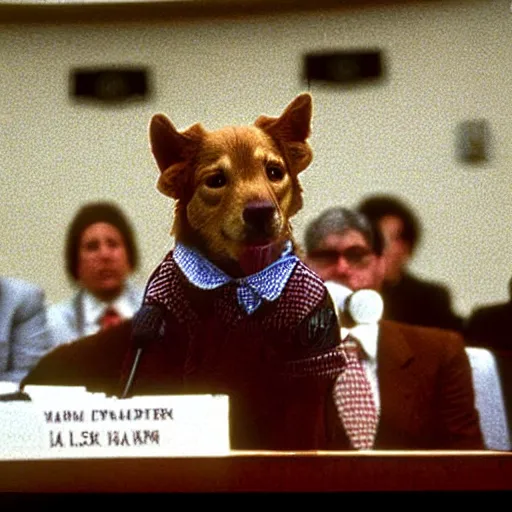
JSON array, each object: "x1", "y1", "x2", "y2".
[{"x1": 1, "y1": 0, "x2": 511, "y2": 316}]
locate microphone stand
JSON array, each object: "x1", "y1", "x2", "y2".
[
  {"x1": 121, "y1": 348, "x2": 144, "y2": 399},
  {"x1": 120, "y1": 304, "x2": 165, "y2": 400}
]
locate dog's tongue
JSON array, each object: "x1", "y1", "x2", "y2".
[{"x1": 239, "y1": 243, "x2": 278, "y2": 275}]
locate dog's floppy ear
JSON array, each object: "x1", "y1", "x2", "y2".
[
  {"x1": 149, "y1": 114, "x2": 204, "y2": 199},
  {"x1": 254, "y1": 93, "x2": 313, "y2": 174}
]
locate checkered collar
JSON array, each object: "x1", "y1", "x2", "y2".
[{"x1": 173, "y1": 241, "x2": 299, "y2": 315}]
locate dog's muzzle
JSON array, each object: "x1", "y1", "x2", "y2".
[{"x1": 242, "y1": 201, "x2": 277, "y2": 242}]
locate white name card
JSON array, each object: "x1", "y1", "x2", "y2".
[{"x1": 0, "y1": 394, "x2": 230, "y2": 459}]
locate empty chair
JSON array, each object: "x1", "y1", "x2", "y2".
[{"x1": 466, "y1": 347, "x2": 511, "y2": 451}]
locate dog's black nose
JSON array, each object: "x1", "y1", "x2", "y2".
[{"x1": 243, "y1": 202, "x2": 276, "y2": 231}]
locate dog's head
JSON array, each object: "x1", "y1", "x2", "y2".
[{"x1": 149, "y1": 93, "x2": 313, "y2": 276}]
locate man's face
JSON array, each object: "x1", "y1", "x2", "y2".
[
  {"x1": 77, "y1": 222, "x2": 132, "y2": 301},
  {"x1": 305, "y1": 229, "x2": 385, "y2": 291},
  {"x1": 379, "y1": 215, "x2": 411, "y2": 283}
]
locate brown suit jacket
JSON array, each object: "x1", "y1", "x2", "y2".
[
  {"x1": 22, "y1": 319, "x2": 484, "y2": 450},
  {"x1": 325, "y1": 320, "x2": 484, "y2": 450}
]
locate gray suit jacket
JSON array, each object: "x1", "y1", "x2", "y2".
[
  {"x1": 47, "y1": 281, "x2": 144, "y2": 348},
  {"x1": 0, "y1": 277, "x2": 52, "y2": 383}
]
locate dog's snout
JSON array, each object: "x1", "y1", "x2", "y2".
[{"x1": 243, "y1": 202, "x2": 276, "y2": 230}]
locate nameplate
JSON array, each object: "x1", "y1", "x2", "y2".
[{"x1": 0, "y1": 394, "x2": 230, "y2": 459}]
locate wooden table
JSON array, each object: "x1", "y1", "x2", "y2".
[{"x1": 1, "y1": 450, "x2": 511, "y2": 492}]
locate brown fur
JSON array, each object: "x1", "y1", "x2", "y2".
[{"x1": 149, "y1": 93, "x2": 313, "y2": 277}]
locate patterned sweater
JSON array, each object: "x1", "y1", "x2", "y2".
[
  {"x1": 23, "y1": 248, "x2": 345, "y2": 450},
  {"x1": 124, "y1": 249, "x2": 345, "y2": 449}
]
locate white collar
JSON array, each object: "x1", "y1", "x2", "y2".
[
  {"x1": 340, "y1": 323, "x2": 379, "y2": 362},
  {"x1": 173, "y1": 241, "x2": 298, "y2": 315},
  {"x1": 82, "y1": 288, "x2": 135, "y2": 325}
]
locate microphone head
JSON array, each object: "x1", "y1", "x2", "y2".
[
  {"x1": 324, "y1": 281, "x2": 383, "y2": 325},
  {"x1": 346, "y1": 289, "x2": 384, "y2": 325},
  {"x1": 131, "y1": 304, "x2": 166, "y2": 349}
]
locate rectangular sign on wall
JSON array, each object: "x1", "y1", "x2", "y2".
[{"x1": 304, "y1": 50, "x2": 384, "y2": 85}]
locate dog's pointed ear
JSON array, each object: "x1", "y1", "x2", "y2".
[
  {"x1": 149, "y1": 114, "x2": 204, "y2": 199},
  {"x1": 255, "y1": 93, "x2": 313, "y2": 174}
]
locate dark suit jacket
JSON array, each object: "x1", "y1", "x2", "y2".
[
  {"x1": 465, "y1": 302, "x2": 512, "y2": 352},
  {"x1": 0, "y1": 277, "x2": 52, "y2": 383},
  {"x1": 382, "y1": 272, "x2": 463, "y2": 332},
  {"x1": 21, "y1": 319, "x2": 484, "y2": 451},
  {"x1": 325, "y1": 320, "x2": 484, "y2": 450}
]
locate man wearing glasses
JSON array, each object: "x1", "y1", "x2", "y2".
[
  {"x1": 304, "y1": 207, "x2": 386, "y2": 293},
  {"x1": 303, "y1": 207, "x2": 484, "y2": 450}
]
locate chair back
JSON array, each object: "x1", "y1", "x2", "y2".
[{"x1": 466, "y1": 347, "x2": 511, "y2": 451}]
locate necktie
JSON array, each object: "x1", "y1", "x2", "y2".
[
  {"x1": 332, "y1": 334, "x2": 378, "y2": 450},
  {"x1": 99, "y1": 306, "x2": 123, "y2": 331}
]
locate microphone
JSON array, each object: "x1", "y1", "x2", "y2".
[
  {"x1": 121, "y1": 304, "x2": 166, "y2": 399},
  {"x1": 346, "y1": 289, "x2": 384, "y2": 325},
  {"x1": 324, "y1": 281, "x2": 383, "y2": 325}
]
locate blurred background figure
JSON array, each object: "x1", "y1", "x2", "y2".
[
  {"x1": 304, "y1": 206, "x2": 386, "y2": 293},
  {"x1": 0, "y1": 276, "x2": 52, "y2": 383},
  {"x1": 303, "y1": 207, "x2": 484, "y2": 450},
  {"x1": 357, "y1": 194, "x2": 462, "y2": 331},
  {"x1": 465, "y1": 276, "x2": 512, "y2": 352},
  {"x1": 47, "y1": 201, "x2": 144, "y2": 346}
]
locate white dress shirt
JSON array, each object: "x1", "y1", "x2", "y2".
[
  {"x1": 81, "y1": 291, "x2": 138, "y2": 337},
  {"x1": 47, "y1": 281, "x2": 145, "y2": 347},
  {"x1": 326, "y1": 282, "x2": 382, "y2": 413}
]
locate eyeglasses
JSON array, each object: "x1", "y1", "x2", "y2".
[{"x1": 308, "y1": 246, "x2": 374, "y2": 268}]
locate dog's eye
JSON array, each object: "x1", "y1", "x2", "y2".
[
  {"x1": 266, "y1": 164, "x2": 285, "y2": 182},
  {"x1": 205, "y1": 172, "x2": 227, "y2": 189}
]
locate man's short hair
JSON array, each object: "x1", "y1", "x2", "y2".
[
  {"x1": 304, "y1": 206, "x2": 384, "y2": 257},
  {"x1": 65, "y1": 201, "x2": 139, "y2": 281},
  {"x1": 357, "y1": 194, "x2": 421, "y2": 253}
]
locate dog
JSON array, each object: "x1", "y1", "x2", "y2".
[
  {"x1": 125, "y1": 94, "x2": 345, "y2": 449},
  {"x1": 20, "y1": 95, "x2": 346, "y2": 450},
  {"x1": 148, "y1": 93, "x2": 313, "y2": 277}
]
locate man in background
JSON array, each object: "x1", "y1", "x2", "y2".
[
  {"x1": 465, "y1": 276, "x2": 512, "y2": 351},
  {"x1": 304, "y1": 206, "x2": 484, "y2": 449},
  {"x1": 0, "y1": 276, "x2": 52, "y2": 383},
  {"x1": 357, "y1": 194, "x2": 463, "y2": 331},
  {"x1": 47, "y1": 201, "x2": 144, "y2": 347}
]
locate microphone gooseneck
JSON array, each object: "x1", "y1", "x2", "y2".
[{"x1": 121, "y1": 304, "x2": 166, "y2": 399}]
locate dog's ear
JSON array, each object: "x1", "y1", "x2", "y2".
[
  {"x1": 254, "y1": 93, "x2": 312, "y2": 142},
  {"x1": 149, "y1": 114, "x2": 205, "y2": 199},
  {"x1": 254, "y1": 93, "x2": 313, "y2": 174}
]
